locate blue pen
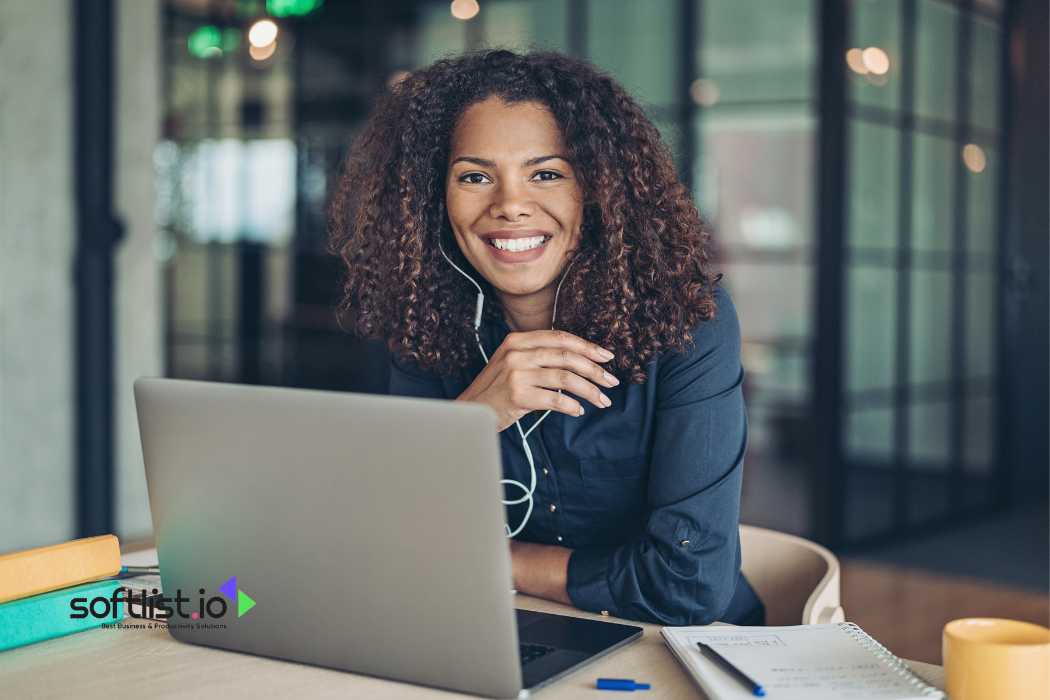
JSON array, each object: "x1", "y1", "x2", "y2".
[
  {"x1": 596, "y1": 678, "x2": 651, "y2": 691},
  {"x1": 696, "y1": 642, "x2": 766, "y2": 697}
]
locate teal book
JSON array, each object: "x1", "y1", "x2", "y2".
[{"x1": 0, "y1": 579, "x2": 125, "y2": 652}]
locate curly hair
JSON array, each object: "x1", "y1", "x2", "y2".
[{"x1": 328, "y1": 49, "x2": 722, "y2": 384}]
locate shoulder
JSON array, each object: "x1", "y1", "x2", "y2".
[
  {"x1": 692, "y1": 284, "x2": 740, "y2": 350},
  {"x1": 655, "y1": 284, "x2": 743, "y2": 402},
  {"x1": 659, "y1": 284, "x2": 741, "y2": 367}
]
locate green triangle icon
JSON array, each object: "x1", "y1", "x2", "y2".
[{"x1": 237, "y1": 589, "x2": 256, "y2": 617}]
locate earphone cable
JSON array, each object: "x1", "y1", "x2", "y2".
[{"x1": 438, "y1": 237, "x2": 576, "y2": 538}]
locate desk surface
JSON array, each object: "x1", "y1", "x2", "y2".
[{"x1": 0, "y1": 550, "x2": 944, "y2": 699}]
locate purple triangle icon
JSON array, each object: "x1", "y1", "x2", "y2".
[{"x1": 219, "y1": 576, "x2": 237, "y2": 600}]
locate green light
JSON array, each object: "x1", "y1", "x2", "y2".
[
  {"x1": 187, "y1": 25, "x2": 222, "y2": 59},
  {"x1": 266, "y1": 0, "x2": 323, "y2": 18}
]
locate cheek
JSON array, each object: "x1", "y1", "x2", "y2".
[
  {"x1": 551, "y1": 192, "x2": 584, "y2": 236},
  {"x1": 446, "y1": 188, "x2": 485, "y2": 229}
]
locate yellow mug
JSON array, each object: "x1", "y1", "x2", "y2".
[{"x1": 943, "y1": 618, "x2": 1050, "y2": 700}]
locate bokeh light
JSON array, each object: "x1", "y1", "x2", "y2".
[
  {"x1": 451, "y1": 0, "x2": 480, "y2": 21},
  {"x1": 248, "y1": 19, "x2": 279, "y2": 48},
  {"x1": 249, "y1": 41, "x2": 278, "y2": 61},
  {"x1": 861, "y1": 47, "x2": 890, "y2": 76},
  {"x1": 962, "y1": 143, "x2": 987, "y2": 173},
  {"x1": 689, "y1": 78, "x2": 720, "y2": 107},
  {"x1": 846, "y1": 48, "x2": 868, "y2": 74}
]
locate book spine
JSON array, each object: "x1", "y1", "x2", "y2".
[
  {"x1": 837, "y1": 622, "x2": 946, "y2": 698},
  {"x1": 0, "y1": 579, "x2": 126, "y2": 652},
  {"x1": 0, "y1": 535, "x2": 122, "y2": 604}
]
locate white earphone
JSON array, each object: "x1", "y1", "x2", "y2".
[{"x1": 437, "y1": 235, "x2": 578, "y2": 538}]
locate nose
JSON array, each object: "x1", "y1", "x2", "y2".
[{"x1": 488, "y1": 180, "x2": 534, "y2": 220}]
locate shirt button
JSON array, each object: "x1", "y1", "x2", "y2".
[
  {"x1": 680, "y1": 539, "x2": 690, "y2": 547},
  {"x1": 542, "y1": 467, "x2": 549, "y2": 476},
  {"x1": 600, "y1": 610, "x2": 610, "y2": 617},
  {"x1": 549, "y1": 503, "x2": 557, "y2": 512},
  {"x1": 556, "y1": 535, "x2": 563, "y2": 543}
]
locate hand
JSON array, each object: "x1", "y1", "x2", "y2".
[{"x1": 457, "y1": 329, "x2": 619, "y2": 432}]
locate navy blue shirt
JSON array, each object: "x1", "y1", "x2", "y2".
[{"x1": 388, "y1": 284, "x2": 764, "y2": 626}]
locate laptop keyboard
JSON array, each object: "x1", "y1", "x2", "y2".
[{"x1": 519, "y1": 642, "x2": 556, "y2": 666}]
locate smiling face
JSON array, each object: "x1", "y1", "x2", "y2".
[{"x1": 445, "y1": 96, "x2": 584, "y2": 312}]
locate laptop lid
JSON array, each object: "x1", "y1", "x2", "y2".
[{"x1": 134, "y1": 377, "x2": 525, "y2": 699}]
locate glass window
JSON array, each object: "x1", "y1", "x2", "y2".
[
  {"x1": 969, "y1": 16, "x2": 1001, "y2": 131},
  {"x1": 909, "y1": 268, "x2": 953, "y2": 385},
  {"x1": 914, "y1": 0, "x2": 959, "y2": 124},
  {"x1": 965, "y1": 269, "x2": 997, "y2": 380},
  {"x1": 700, "y1": 0, "x2": 815, "y2": 103},
  {"x1": 588, "y1": 0, "x2": 680, "y2": 107},
  {"x1": 848, "y1": 0, "x2": 902, "y2": 111},
  {"x1": 481, "y1": 0, "x2": 569, "y2": 53},
  {"x1": 849, "y1": 120, "x2": 900, "y2": 250},
  {"x1": 910, "y1": 133, "x2": 955, "y2": 253},
  {"x1": 845, "y1": 466, "x2": 895, "y2": 539},
  {"x1": 966, "y1": 144, "x2": 998, "y2": 257},
  {"x1": 720, "y1": 261, "x2": 814, "y2": 344},
  {"x1": 697, "y1": 108, "x2": 816, "y2": 253},
  {"x1": 963, "y1": 392, "x2": 995, "y2": 471},
  {"x1": 907, "y1": 399, "x2": 951, "y2": 466},
  {"x1": 846, "y1": 404, "x2": 895, "y2": 462},
  {"x1": 846, "y1": 265, "x2": 897, "y2": 392}
]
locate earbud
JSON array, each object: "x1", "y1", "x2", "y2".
[{"x1": 437, "y1": 236, "x2": 576, "y2": 538}]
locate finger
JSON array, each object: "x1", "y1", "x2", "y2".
[
  {"x1": 530, "y1": 368, "x2": 611, "y2": 409},
  {"x1": 516, "y1": 385, "x2": 586, "y2": 418},
  {"x1": 527, "y1": 347, "x2": 619, "y2": 388},
  {"x1": 503, "y1": 329, "x2": 614, "y2": 364}
]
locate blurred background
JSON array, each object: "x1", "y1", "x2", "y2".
[{"x1": 1, "y1": 0, "x2": 1046, "y2": 662}]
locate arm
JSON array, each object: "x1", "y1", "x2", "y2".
[
  {"x1": 509, "y1": 540, "x2": 573, "y2": 605},
  {"x1": 565, "y1": 286, "x2": 749, "y2": 625}
]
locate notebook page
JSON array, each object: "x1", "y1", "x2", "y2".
[{"x1": 664, "y1": 625, "x2": 939, "y2": 700}]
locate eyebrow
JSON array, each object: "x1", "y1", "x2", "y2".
[{"x1": 450, "y1": 154, "x2": 569, "y2": 168}]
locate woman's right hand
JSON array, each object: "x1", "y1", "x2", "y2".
[{"x1": 456, "y1": 330, "x2": 620, "y2": 432}]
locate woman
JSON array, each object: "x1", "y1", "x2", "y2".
[{"x1": 329, "y1": 49, "x2": 764, "y2": 626}]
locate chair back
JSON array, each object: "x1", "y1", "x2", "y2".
[{"x1": 739, "y1": 524, "x2": 846, "y2": 625}]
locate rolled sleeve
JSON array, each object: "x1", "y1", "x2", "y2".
[{"x1": 566, "y1": 286, "x2": 749, "y2": 625}]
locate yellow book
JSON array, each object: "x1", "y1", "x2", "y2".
[{"x1": 0, "y1": 535, "x2": 122, "y2": 604}]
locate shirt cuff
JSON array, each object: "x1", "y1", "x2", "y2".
[{"x1": 566, "y1": 545, "x2": 618, "y2": 616}]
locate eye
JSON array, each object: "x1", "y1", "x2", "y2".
[
  {"x1": 531, "y1": 170, "x2": 563, "y2": 182},
  {"x1": 458, "y1": 172, "x2": 490, "y2": 184}
]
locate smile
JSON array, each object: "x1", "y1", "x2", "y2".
[
  {"x1": 486, "y1": 235, "x2": 550, "y2": 252},
  {"x1": 481, "y1": 232, "x2": 553, "y2": 263}
]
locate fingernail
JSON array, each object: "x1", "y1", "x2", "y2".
[
  {"x1": 598, "y1": 348, "x2": 614, "y2": 360},
  {"x1": 603, "y1": 371, "x2": 619, "y2": 386},
  {"x1": 600, "y1": 393, "x2": 611, "y2": 407}
]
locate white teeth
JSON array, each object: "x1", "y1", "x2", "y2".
[{"x1": 491, "y1": 235, "x2": 547, "y2": 252}]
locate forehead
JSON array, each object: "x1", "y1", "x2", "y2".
[{"x1": 450, "y1": 97, "x2": 565, "y2": 158}]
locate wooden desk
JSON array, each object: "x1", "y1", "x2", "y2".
[{"x1": 0, "y1": 551, "x2": 945, "y2": 699}]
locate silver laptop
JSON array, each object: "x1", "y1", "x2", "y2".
[{"x1": 133, "y1": 377, "x2": 641, "y2": 698}]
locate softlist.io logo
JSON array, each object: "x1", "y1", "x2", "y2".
[{"x1": 70, "y1": 575, "x2": 257, "y2": 621}]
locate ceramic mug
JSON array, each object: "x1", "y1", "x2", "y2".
[{"x1": 943, "y1": 618, "x2": 1050, "y2": 700}]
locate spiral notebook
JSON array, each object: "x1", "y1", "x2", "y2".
[{"x1": 661, "y1": 622, "x2": 944, "y2": 699}]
